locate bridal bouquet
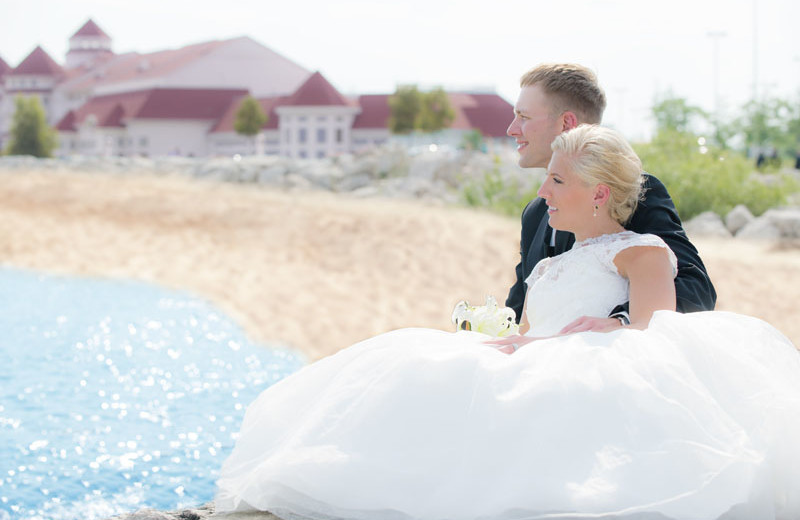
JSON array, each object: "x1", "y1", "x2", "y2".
[{"x1": 451, "y1": 296, "x2": 519, "y2": 337}]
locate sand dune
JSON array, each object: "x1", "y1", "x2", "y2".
[{"x1": 1, "y1": 169, "x2": 798, "y2": 359}]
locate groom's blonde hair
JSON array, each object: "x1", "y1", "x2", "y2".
[{"x1": 551, "y1": 124, "x2": 643, "y2": 224}]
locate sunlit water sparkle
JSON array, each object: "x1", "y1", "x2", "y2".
[{"x1": 0, "y1": 268, "x2": 305, "y2": 519}]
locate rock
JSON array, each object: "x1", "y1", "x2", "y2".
[
  {"x1": 736, "y1": 208, "x2": 800, "y2": 241},
  {"x1": 764, "y1": 208, "x2": 800, "y2": 239},
  {"x1": 725, "y1": 204, "x2": 754, "y2": 235},
  {"x1": 735, "y1": 215, "x2": 782, "y2": 241},
  {"x1": 256, "y1": 164, "x2": 288, "y2": 185},
  {"x1": 337, "y1": 171, "x2": 373, "y2": 192},
  {"x1": 104, "y1": 502, "x2": 280, "y2": 520},
  {"x1": 684, "y1": 211, "x2": 732, "y2": 238}
]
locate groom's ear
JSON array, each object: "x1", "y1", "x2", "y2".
[
  {"x1": 561, "y1": 111, "x2": 578, "y2": 131},
  {"x1": 593, "y1": 184, "x2": 611, "y2": 205}
]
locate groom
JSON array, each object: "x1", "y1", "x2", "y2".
[{"x1": 505, "y1": 64, "x2": 716, "y2": 331}]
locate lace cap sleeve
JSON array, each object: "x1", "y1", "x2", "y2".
[
  {"x1": 596, "y1": 232, "x2": 678, "y2": 278},
  {"x1": 525, "y1": 256, "x2": 552, "y2": 287}
]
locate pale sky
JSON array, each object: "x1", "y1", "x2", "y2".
[{"x1": 2, "y1": 0, "x2": 798, "y2": 141}]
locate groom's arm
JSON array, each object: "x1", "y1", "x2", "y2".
[
  {"x1": 616, "y1": 174, "x2": 717, "y2": 314},
  {"x1": 506, "y1": 200, "x2": 539, "y2": 323}
]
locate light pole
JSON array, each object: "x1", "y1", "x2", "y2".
[
  {"x1": 753, "y1": 0, "x2": 759, "y2": 102},
  {"x1": 707, "y1": 31, "x2": 727, "y2": 122}
]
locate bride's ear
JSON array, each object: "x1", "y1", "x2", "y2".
[{"x1": 593, "y1": 184, "x2": 611, "y2": 207}]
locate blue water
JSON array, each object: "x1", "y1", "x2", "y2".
[{"x1": 0, "y1": 268, "x2": 305, "y2": 519}]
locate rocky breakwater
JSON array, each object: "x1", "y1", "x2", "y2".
[
  {"x1": 685, "y1": 204, "x2": 800, "y2": 246},
  {"x1": 0, "y1": 145, "x2": 535, "y2": 205},
  {"x1": 103, "y1": 502, "x2": 273, "y2": 520}
]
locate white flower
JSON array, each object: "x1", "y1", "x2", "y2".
[{"x1": 451, "y1": 296, "x2": 519, "y2": 337}]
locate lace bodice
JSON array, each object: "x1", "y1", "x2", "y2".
[{"x1": 524, "y1": 231, "x2": 677, "y2": 337}]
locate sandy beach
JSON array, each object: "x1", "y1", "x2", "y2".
[{"x1": 2, "y1": 168, "x2": 798, "y2": 359}]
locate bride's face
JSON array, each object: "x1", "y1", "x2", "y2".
[{"x1": 538, "y1": 151, "x2": 596, "y2": 234}]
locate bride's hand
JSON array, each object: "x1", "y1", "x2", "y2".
[
  {"x1": 559, "y1": 316, "x2": 622, "y2": 334},
  {"x1": 484, "y1": 335, "x2": 536, "y2": 355}
]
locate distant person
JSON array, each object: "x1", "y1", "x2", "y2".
[
  {"x1": 504, "y1": 63, "x2": 715, "y2": 331},
  {"x1": 756, "y1": 149, "x2": 766, "y2": 169}
]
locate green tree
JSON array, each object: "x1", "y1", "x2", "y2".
[
  {"x1": 418, "y1": 87, "x2": 454, "y2": 133},
  {"x1": 6, "y1": 95, "x2": 56, "y2": 157},
  {"x1": 651, "y1": 93, "x2": 708, "y2": 134},
  {"x1": 234, "y1": 95, "x2": 268, "y2": 151},
  {"x1": 388, "y1": 85, "x2": 422, "y2": 134}
]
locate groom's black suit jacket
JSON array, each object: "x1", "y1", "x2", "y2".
[{"x1": 505, "y1": 173, "x2": 717, "y2": 323}]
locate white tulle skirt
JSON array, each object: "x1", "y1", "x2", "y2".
[{"x1": 216, "y1": 311, "x2": 800, "y2": 520}]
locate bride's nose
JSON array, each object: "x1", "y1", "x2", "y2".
[{"x1": 537, "y1": 179, "x2": 550, "y2": 199}]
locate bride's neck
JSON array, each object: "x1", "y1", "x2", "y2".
[{"x1": 572, "y1": 217, "x2": 625, "y2": 242}]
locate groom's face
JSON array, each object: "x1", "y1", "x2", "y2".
[{"x1": 507, "y1": 84, "x2": 565, "y2": 169}]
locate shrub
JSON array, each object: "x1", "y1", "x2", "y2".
[
  {"x1": 634, "y1": 129, "x2": 798, "y2": 220},
  {"x1": 461, "y1": 155, "x2": 540, "y2": 217}
]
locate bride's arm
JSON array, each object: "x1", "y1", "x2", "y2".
[
  {"x1": 518, "y1": 298, "x2": 531, "y2": 335},
  {"x1": 614, "y1": 246, "x2": 677, "y2": 329}
]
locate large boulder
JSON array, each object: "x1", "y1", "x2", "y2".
[
  {"x1": 736, "y1": 214, "x2": 782, "y2": 241},
  {"x1": 725, "y1": 204, "x2": 754, "y2": 235},
  {"x1": 684, "y1": 211, "x2": 732, "y2": 238},
  {"x1": 736, "y1": 208, "x2": 800, "y2": 242}
]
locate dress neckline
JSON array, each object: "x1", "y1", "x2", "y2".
[{"x1": 572, "y1": 230, "x2": 634, "y2": 249}]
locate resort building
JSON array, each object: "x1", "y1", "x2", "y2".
[{"x1": 0, "y1": 19, "x2": 513, "y2": 158}]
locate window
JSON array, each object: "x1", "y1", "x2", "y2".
[
  {"x1": 299, "y1": 128, "x2": 307, "y2": 143},
  {"x1": 336, "y1": 129, "x2": 343, "y2": 143},
  {"x1": 317, "y1": 128, "x2": 326, "y2": 143},
  {"x1": 317, "y1": 150, "x2": 325, "y2": 158}
]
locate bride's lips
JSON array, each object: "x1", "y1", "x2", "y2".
[
  {"x1": 516, "y1": 140, "x2": 528, "y2": 152},
  {"x1": 547, "y1": 205, "x2": 557, "y2": 214}
]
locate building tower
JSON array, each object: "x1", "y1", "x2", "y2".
[{"x1": 65, "y1": 19, "x2": 113, "y2": 69}]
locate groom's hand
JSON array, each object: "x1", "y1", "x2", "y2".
[
  {"x1": 484, "y1": 335, "x2": 536, "y2": 355},
  {"x1": 559, "y1": 316, "x2": 622, "y2": 335}
]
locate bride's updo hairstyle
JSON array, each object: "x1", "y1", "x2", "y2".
[{"x1": 551, "y1": 124, "x2": 644, "y2": 225}]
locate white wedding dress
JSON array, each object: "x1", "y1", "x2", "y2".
[{"x1": 216, "y1": 232, "x2": 800, "y2": 520}]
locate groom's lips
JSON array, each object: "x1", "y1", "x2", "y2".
[
  {"x1": 516, "y1": 140, "x2": 528, "y2": 152},
  {"x1": 547, "y1": 206, "x2": 557, "y2": 214}
]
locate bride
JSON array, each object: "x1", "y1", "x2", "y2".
[{"x1": 216, "y1": 125, "x2": 800, "y2": 520}]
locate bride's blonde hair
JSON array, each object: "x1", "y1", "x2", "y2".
[{"x1": 550, "y1": 124, "x2": 643, "y2": 224}]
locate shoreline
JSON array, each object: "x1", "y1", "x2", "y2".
[{"x1": 2, "y1": 168, "x2": 798, "y2": 358}]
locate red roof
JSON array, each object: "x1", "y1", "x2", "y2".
[
  {"x1": 71, "y1": 19, "x2": 110, "y2": 39},
  {"x1": 0, "y1": 56, "x2": 11, "y2": 78},
  {"x1": 455, "y1": 93, "x2": 514, "y2": 137},
  {"x1": 283, "y1": 71, "x2": 349, "y2": 106},
  {"x1": 352, "y1": 95, "x2": 391, "y2": 129},
  {"x1": 11, "y1": 46, "x2": 63, "y2": 76},
  {"x1": 350, "y1": 92, "x2": 512, "y2": 137},
  {"x1": 137, "y1": 88, "x2": 249, "y2": 119},
  {"x1": 56, "y1": 110, "x2": 78, "y2": 131},
  {"x1": 56, "y1": 88, "x2": 248, "y2": 131}
]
